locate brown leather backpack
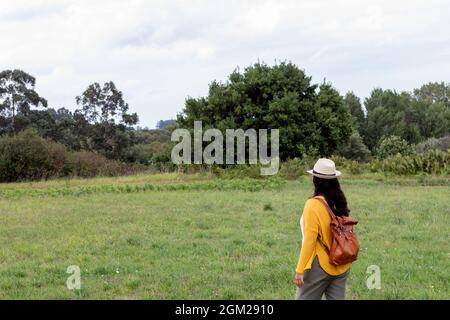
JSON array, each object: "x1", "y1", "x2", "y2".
[{"x1": 315, "y1": 197, "x2": 359, "y2": 266}]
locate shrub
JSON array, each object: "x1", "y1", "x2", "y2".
[
  {"x1": 147, "y1": 142, "x2": 173, "y2": 170},
  {"x1": 279, "y1": 157, "x2": 316, "y2": 180},
  {"x1": 47, "y1": 141, "x2": 68, "y2": 176},
  {"x1": 415, "y1": 135, "x2": 450, "y2": 153},
  {"x1": 278, "y1": 159, "x2": 303, "y2": 180},
  {"x1": 368, "y1": 159, "x2": 382, "y2": 173},
  {"x1": 349, "y1": 161, "x2": 363, "y2": 174},
  {"x1": 330, "y1": 155, "x2": 350, "y2": 170},
  {"x1": 337, "y1": 132, "x2": 371, "y2": 162},
  {"x1": 125, "y1": 143, "x2": 153, "y2": 164},
  {"x1": 65, "y1": 151, "x2": 103, "y2": 177},
  {"x1": 376, "y1": 135, "x2": 415, "y2": 159},
  {"x1": 65, "y1": 151, "x2": 145, "y2": 178},
  {"x1": 0, "y1": 130, "x2": 146, "y2": 182},
  {"x1": 419, "y1": 149, "x2": 450, "y2": 174},
  {"x1": 125, "y1": 141, "x2": 171, "y2": 165},
  {"x1": 369, "y1": 149, "x2": 449, "y2": 175},
  {"x1": 0, "y1": 129, "x2": 67, "y2": 182}
]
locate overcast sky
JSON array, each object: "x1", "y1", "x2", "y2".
[{"x1": 1, "y1": 0, "x2": 449, "y2": 128}]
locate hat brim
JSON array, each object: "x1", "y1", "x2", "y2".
[{"x1": 306, "y1": 169, "x2": 341, "y2": 179}]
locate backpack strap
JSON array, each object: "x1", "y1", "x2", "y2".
[
  {"x1": 314, "y1": 197, "x2": 336, "y2": 219},
  {"x1": 313, "y1": 197, "x2": 335, "y2": 254}
]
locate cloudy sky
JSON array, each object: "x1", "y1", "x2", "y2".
[{"x1": 1, "y1": 0, "x2": 449, "y2": 128}]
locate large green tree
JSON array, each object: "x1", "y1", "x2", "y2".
[
  {"x1": 413, "y1": 82, "x2": 450, "y2": 106},
  {"x1": 409, "y1": 99, "x2": 450, "y2": 140},
  {"x1": 76, "y1": 81, "x2": 138, "y2": 126},
  {"x1": 363, "y1": 86, "x2": 450, "y2": 150},
  {"x1": 363, "y1": 89, "x2": 419, "y2": 150},
  {"x1": 343, "y1": 91, "x2": 365, "y2": 131},
  {"x1": 75, "y1": 81, "x2": 139, "y2": 159},
  {"x1": 177, "y1": 62, "x2": 353, "y2": 159},
  {"x1": 0, "y1": 69, "x2": 47, "y2": 133},
  {"x1": 411, "y1": 82, "x2": 450, "y2": 139},
  {"x1": 26, "y1": 108, "x2": 88, "y2": 150}
]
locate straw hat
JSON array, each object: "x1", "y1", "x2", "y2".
[{"x1": 307, "y1": 158, "x2": 341, "y2": 179}]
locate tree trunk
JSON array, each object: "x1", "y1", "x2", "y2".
[{"x1": 11, "y1": 93, "x2": 15, "y2": 134}]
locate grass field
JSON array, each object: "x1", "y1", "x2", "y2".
[{"x1": 0, "y1": 172, "x2": 448, "y2": 299}]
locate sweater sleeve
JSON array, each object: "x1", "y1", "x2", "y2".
[{"x1": 295, "y1": 199, "x2": 320, "y2": 273}]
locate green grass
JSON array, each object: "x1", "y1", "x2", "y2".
[{"x1": 0, "y1": 173, "x2": 448, "y2": 299}]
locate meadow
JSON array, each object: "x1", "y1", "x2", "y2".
[{"x1": 0, "y1": 172, "x2": 448, "y2": 299}]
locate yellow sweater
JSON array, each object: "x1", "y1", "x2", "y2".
[{"x1": 295, "y1": 195, "x2": 351, "y2": 276}]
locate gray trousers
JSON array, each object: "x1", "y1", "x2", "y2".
[{"x1": 295, "y1": 256, "x2": 349, "y2": 300}]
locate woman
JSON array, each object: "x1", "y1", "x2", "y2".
[{"x1": 294, "y1": 158, "x2": 352, "y2": 300}]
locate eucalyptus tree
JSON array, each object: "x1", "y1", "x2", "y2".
[{"x1": 0, "y1": 69, "x2": 47, "y2": 133}]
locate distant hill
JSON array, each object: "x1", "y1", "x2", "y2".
[{"x1": 156, "y1": 119, "x2": 176, "y2": 129}]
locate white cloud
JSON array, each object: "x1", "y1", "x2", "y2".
[
  {"x1": 0, "y1": 0, "x2": 449, "y2": 128},
  {"x1": 197, "y1": 46, "x2": 215, "y2": 59},
  {"x1": 243, "y1": 1, "x2": 281, "y2": 32}
]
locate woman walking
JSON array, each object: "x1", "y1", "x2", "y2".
[{"x1": 294, "y1": 158, "x2": 356, "y2": 300}]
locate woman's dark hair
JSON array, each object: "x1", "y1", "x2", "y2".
[{"x1": 313, "y1": 176, "x2": 350, "y2": 216}]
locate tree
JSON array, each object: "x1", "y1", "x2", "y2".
[
  {"x1": 177, "y1": 61, "x2": 353, "y2": 159},
  {"x1": 309, "y1": 83, "x2": 354, "y2": 156},
  {"x1": 413, "y1": 82, "x2": 450, "y2": 106},
  {"x1": 75, "y1": 81, "x2": 139, "y2": 159},
  {"x1": 343, "y1": 92, "x2": 365, "y2": 131},
  {"x1": 411, "y1": 82, "x2": 450, "y2": 139},
  {"x1": 0, "y1": 69, "x2": 47, "y2": 133},
  {"x1": 363, "y1": 89, "x2": 419, "y2": 150},
  {"x1": 85, "y1": 123, "x2": 134, "y2": 160},
  {"x1": 409, "y1": 99, "x2": 450, "y2": 140},
  {"x1": 337, "y1": 132, "x2": 371, "y2": 162},
  {"x1": 26, "y1": 108, "x2": 86, "y2": 150},
  {"x1": 363, "y1": 86, "x2": 450, "y2": 151},
  {"x1": 376, "y1": 135, "x2": 414, "y2": 159},
  {"x1": 75, "y1": 81, "x2": 138, "y2": 126},
  {"x1": 133, "y1": 128, "x2": 171, "y2": 144}
]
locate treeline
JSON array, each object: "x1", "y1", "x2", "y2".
[
  {"x1": 0, "y1": 70, "x2": 172, "y2": 182},
  {"x1": 0, "y1": 129, "x2": 145, "y2": 182},
  {"x1": 343, "y1": 84, "x2": 449, "y2": 158},
  {"x1": 177, "y1": 62, "x2": 450, "y2": 162},
  {"x1": 0, "y1": 64, "x2": 449, "y2": 182}
]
